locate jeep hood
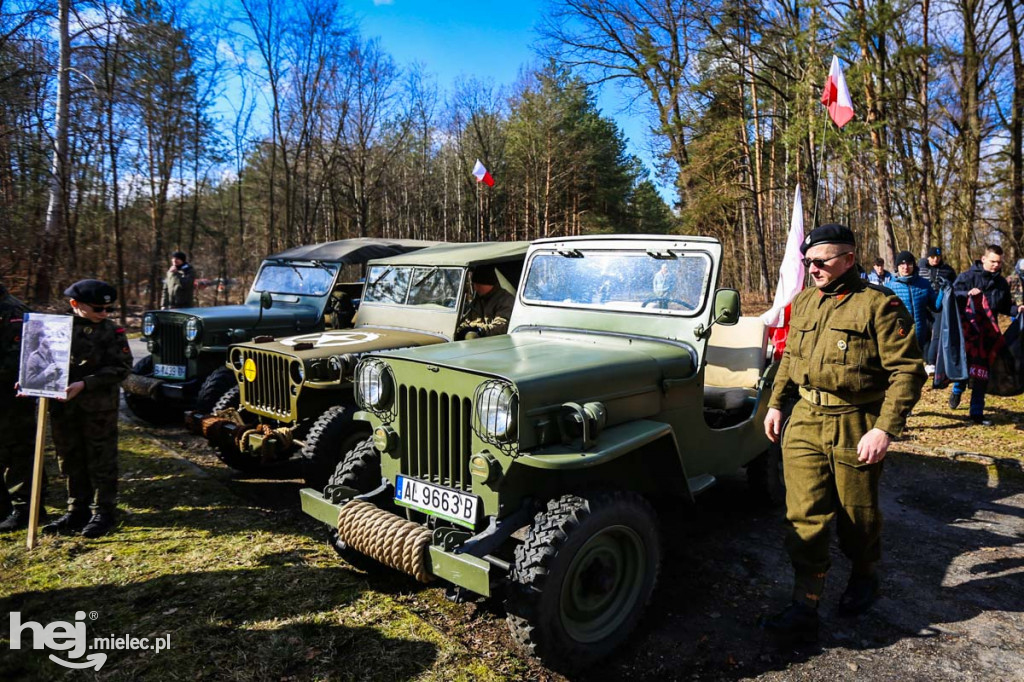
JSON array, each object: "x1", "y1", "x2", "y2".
[
  {"x1": 385, "y1": 332, "x2": 695, "y2": 397},
  {"x1": 154, "y1": 303, "x2": 320, "y2": 330},
  {"x1": 237, "y1": 326, "x2": 445, "y2": 360}
]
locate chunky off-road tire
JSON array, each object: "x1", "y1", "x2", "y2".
[
  {"x1": 124, "y1": 355, "x2": 180, "y2": 425},
  {"x1": 325, "y1": 436, "x2": 380, "y2": 494},
  {"x1": 747, "y1": 442, "x2": 785, "y2": 507},
  {"x1": 194, "y1": 367, "x2": 237, "y2": 414},
  {"x1": 505, "y1": 491, "x2": 662, "y2": 672},
  {"x1": 210, "y1": 385, "x2": 240, "y2": 413},
  {"x1": 301, "y1": 406, "x2": 372, "y2": 490}
]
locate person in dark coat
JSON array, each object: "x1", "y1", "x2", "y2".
[
  {"x1": 918, "y1": 246, "x2": 957, "y2": 292},
  {"x1": 162, "y1": 251, "x2": 195, "y2": 309},
  {"x1": 42, "y1": 279, "x2": 133, "y2": 538},
  {"x1": 456, "y1": 265, "x2": 515, "y2": 339},
  {"x1": 867, "y1": 258, "x2": 891, "y2": 285},
  {"x1": 949, "y1": 245, "x2": 1018, "y2": 425},
  {"x1": 0, "y1": 280, "x2": 42, "y2": 532},
  {"x1": 887, "y1": 251, "x2": 938, "y2": 352}
]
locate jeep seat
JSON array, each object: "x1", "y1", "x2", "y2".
[{"x1": 703, "y1": 316, "x2": 768, "y2": 412}]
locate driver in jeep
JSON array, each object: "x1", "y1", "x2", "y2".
[{"x1": 456, "y1": 265, "x2": 514, "y2": 339}]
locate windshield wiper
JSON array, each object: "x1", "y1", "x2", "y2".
[
  {"x1": 412, "y1": 266, "x2": 439, "y2": 288},
  {"x1": 369, "y1": 266, "x2": 393, "y2": 286},
  {"x1": 557, "y1": 249, "x2": 584, "y2": 258},
  {"x1": 288, "y1": 264, "x2": 305, "y2": 281}
]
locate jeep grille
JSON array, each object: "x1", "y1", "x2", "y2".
[
  {"x1": 155, "y1": 320, "x2": 187, "y2": 370},
  {"x1": 239, "y1": 348, "x2": 295, "y2": 419},
  {"x1": 397, "y1": 384, "x2": 473, "y2": 492}
]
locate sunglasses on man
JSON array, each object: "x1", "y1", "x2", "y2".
[
  {"x1": 801, "y1": 252, "x2": 853, "y2": 269},
  {"x1": 82, "y1": 303, "x2": 116, "y2": 313}
]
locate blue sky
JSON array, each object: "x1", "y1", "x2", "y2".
[{"x1": 354, "y1": 0, "x2": 659, "y2": 193}]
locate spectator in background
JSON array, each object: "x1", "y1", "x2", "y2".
[
  {"x1": 918, "y1": 246, "x2": 957, "y2": 292},
  {"x1": 1008, "y1": 258, "x2": 1024, "y2": 308},
  {"x1": 162, "y1": 251, "x2": 195, "y2": 309},
  {"x1": 887, "y1": 251, "x2": 938, "y2": 354},
  {"x1": 949, "y1": 245, "x2": 1018, "y2": 425},
  {"x1": 867, "y1": 258, "x2": 891, "y2": 285}
]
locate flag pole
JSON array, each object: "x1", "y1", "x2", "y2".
[
  {"x1": 812, "y1": 111, "x2": 828, "y2": 228},
  {"x1": 476, "y1": 181, "x2": 481, "y2": 241}
]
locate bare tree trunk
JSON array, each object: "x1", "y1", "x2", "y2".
[{"x1": 1004, "y1": 0, "x2": 1024, "y2": 259}]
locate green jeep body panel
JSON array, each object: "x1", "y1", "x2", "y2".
[
  {"x1": 124, "y1": 238, "x2": 434, "y2": 411},
  {"x1": 222, "y1": 241, "x2": 530, "y2": 463}
]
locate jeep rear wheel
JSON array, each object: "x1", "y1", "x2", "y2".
[
  {"x1": 124, "y1": 355, "x2": 180, "y2": 425},
  {"x1": 505, "y1": 491, "x2": 661, "y2": 672},
  {"x1": 195, "y1": 367, "x2": 237, "y2": 414},
  {"x1": 301, "y1": 406, "x2": 372, "y2": 490}
]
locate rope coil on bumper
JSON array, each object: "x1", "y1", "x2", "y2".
[{"x1": 337, "y1": 500, "x2": 433, "y2": 582}]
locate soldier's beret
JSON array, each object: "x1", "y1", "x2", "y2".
[
  {"x1": 64, "y1": 279, "x2": 117, "y2": 305},
  {"x1": 472, "y1": 265, "x2": 499, "y2": 286},
  {"x1": 895, "y1": 250, "x2": 916, "y2": 266},
  {"x1": 800, "y1": 223, "x2": 856, "y2": 255},
  {"x1": 927, "y1": 246, "x2": 942, "y2": 257}
]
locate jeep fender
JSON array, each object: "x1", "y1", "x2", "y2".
[{"x1": 515, "y1": 420, "x2": 694, "y2": 501}]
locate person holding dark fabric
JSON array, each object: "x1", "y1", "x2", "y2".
[
  {"x1": 456, "y1": 265, "x2": 515, "y2": 339},
  {"x1": 949, "y1": 245, "x2": 1018, "y2": 425},
  {"x1": 162, "y1": 251, "x2": 195, "y2": 309},
  {"x1": 0, "y1": 280, "x2": 43, "y2": 532},
  {"x1": 887, "y1": 251, "x2": 938, "y2": 351},
  {"x1": 761, "y1": 224, "x2": 925, "y2": 643},
  {"x1": 42, "y1": 280, "x2": 133, "y2": 538}
]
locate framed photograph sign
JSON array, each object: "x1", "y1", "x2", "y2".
[{"x1": 18, "y1": 313, "x2": 73, "y2": 399}]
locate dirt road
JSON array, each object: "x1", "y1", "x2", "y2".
[{"x1": 140, "y1": 412, "x2": 1024, "y2": 681}]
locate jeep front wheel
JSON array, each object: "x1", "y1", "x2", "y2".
[
  {"x1": 505, "y1": 491, "x2": 661, "y2": 671},
  {"x1": 194, "y1": 367, "x2": 237, "y2": 414},
  {"x1": 301, "y1": 406, "x2": 372, "y2": 490},
  {"x1": 325, "y1": 436, "x2": 380, "y2": 494},
  {"x1": 124, "y1": 355, "x2": 179, "y2": 425}
]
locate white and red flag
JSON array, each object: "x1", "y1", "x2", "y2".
[
  {"x1": 472, "y1": 159, "x2": 494, "y2": 187},
  {"x1": 820, "y1": 55, "x2": 855, "y2": 128},
  {"x1": 760, "y1": 185, "x2": 806, "y2": 361}
]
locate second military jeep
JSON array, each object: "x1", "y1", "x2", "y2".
[
  {"x1": 299, "y1": 234, "x2": 779, "y2": 670},
  {"x1": 197, "y1": 241, "x2": 529, "y2": 487},
  {"x1": 123, "y1": 238, "x2": 432, "y2": 424}
]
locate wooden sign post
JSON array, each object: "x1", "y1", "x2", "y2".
[{"x1": 26, "y1": 397, "x2": 48, "y2": 550}]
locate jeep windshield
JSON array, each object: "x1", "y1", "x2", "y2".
[
  {"x1": 522, "y1": 249, "x2": 712, "y2": 315},
  {"x1": 253, "y1": 263, "x2": 338, "y2": 296},
  {"x1": 362, "y1": 265, "x2": 463, "y2": 310}
]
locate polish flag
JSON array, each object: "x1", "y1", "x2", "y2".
[
  {"x1": 472, "y1": 159, "x2": 494, "y2": 187},
  {"x1": 820, "y1": 56, "x2": 855, "y2": 128},
  {"x1": 760, "y1": 185, "x2": 806, "y2": 361}
]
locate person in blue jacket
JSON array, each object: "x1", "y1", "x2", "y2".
[{"x1": 887, "y1": 251, "x2": 938, "y2": 353}]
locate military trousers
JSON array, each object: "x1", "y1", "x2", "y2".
[
  {"x1": 782, "y1": 397, "x2": 884, "y2": 606},
  {"x1": 50, "y1": 403, "x2": 119, "y2": 515},
  {"x1": 0, "y1": 393, "x2": 41, "y2": 512}
]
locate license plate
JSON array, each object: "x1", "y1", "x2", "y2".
[
  {"x1": 394, "y1": 475, "x2": 478, "y2": 528},
  {"x1": 154, "y1": 363, "x2": 186, "y2": 379}
]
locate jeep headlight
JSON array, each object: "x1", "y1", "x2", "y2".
[
  {"x1": 355, "y1": 358, "x2": 393, "y2": 410},
  {"x1": 230, "y1": 348, "x2": 244, "y2": 370},
  {"x1": 474, "y1": 381, "x2": 518, "y2": 442},
  {"x1": 289, "y1": 360, "x2": 305, "y2": 384},
  {"x1": 142, "y1": 314, "x2": 156, "y2": 337},
  {"x1": 184, "y1": 317, "x2": 200, "y2": 341}
]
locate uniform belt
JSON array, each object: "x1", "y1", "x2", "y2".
[{"x1": 798, "y1": 386, "x2": 884, "y2": 407}]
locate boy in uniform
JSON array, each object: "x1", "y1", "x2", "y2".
[{"x1": 42, "y1": 279, "x2": 133, "y2": 538}]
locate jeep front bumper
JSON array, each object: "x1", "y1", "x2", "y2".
[{"x1": 299, "y1": 487, "x2": 493, "y2": 596}]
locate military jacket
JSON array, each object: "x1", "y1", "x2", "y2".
[
  {"x1": 162, "y1": 262, "x2": 195, "y2": 309},
  {"x1": 68, "y1": 316, "x2": 133, "y2": 411},
  {"x1": 769, "y1": 268, "x2": 926, "y2": 436},
  {"x1": 0, "y1": 285, "x2": 30, "y2": 391},
  {"x1": 457, "y1": 287, "x2": 515, "y2": 337}
]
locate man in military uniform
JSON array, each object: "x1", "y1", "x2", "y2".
[
  {"x1": 456, "y1": 265, "x2": 515, "y2": 339},
  {"x1": 162, "y1": 250, "x2": 195, "y2": 309},
  {"x1": 0, "y1": 280, "x2": 42, "y2": 532},
  {"x1": 43, "y1": 279, "x2": 133, "y2": 538},
  {"x1": 762, "y1": 224, "x2": 926, "y2": 642}
]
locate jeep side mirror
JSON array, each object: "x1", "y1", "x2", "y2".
[
  {"x1": 260, "y1": 291, "x2": 273, "y2": 310},
  {"x1": 713, "y1": 288, "x2": 740, "y2": 326},
  {"x1": 695, "y1": 288, "x2": 740, "y2": 339}
]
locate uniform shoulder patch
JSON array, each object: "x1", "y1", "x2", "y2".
[{"x1": 115, "y1": 327, "x2": 126, "y2": 334}]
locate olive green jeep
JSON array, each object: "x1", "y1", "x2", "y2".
[
  {"x1": 123, "y1": 238, "x2": 433, "y2": 424},
  {"x1": 299, "y1": 234, "x2": 780, "y2": 670},
  {"x1": 195, "y1": 241, "x2": 529, "y2": 487}
]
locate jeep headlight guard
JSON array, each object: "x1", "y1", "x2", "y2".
[
  {"x1": 142, "y1": 313, "x2": 156, "y2": 337},
  {"x1": 355, "y1": 358, "x2": 393, "y2": 410},
  {"x1": 184, "y1": 317, "x2": 201, "y2": 341},
  {"x1": 474, "y1": 380, "x2": 518, "y2": 442}
]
